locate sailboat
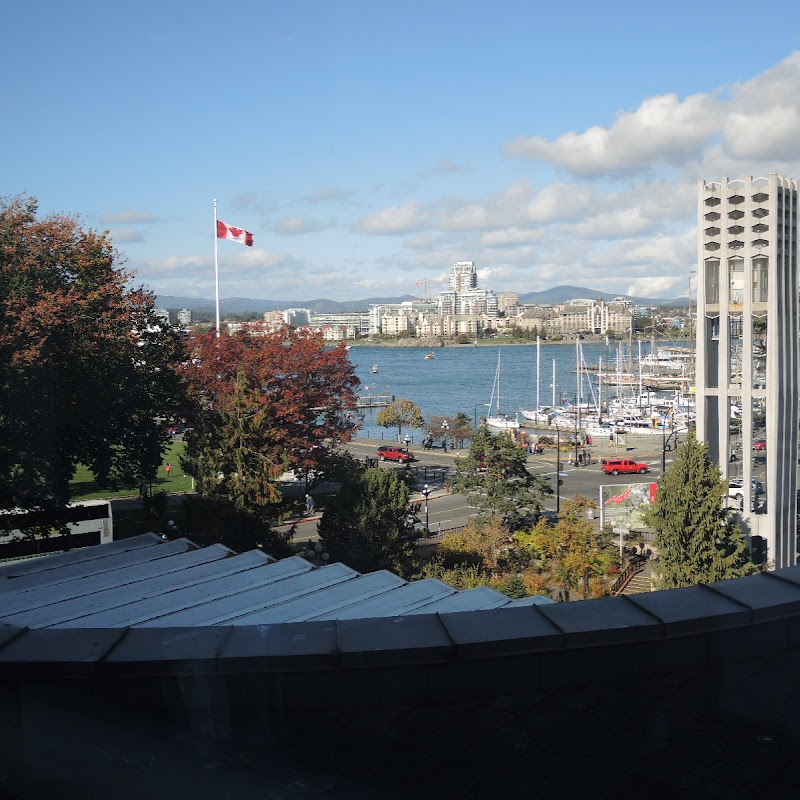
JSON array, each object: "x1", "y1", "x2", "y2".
[
  {"x1": 486, "y1": 351, "x2": 520, "y2": 430},
  {"x1": 520, "y1": 336, "x2": 553, "y2": 423}
]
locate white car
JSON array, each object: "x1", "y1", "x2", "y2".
[{"x1": 728, "y1": 479, "x2": 764, "y2": 509}]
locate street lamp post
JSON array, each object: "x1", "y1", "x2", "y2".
[
  {"x1": 473, "y1": 403, "x2": 490, "y2": 428},
  {"x1": 661, "y1": 415, "x2": 667, "y2": 474},
  {"x1": 552, "y1": 419, "x2": 562, "y2": 515},
  {"x1": 422, "y1": 483, "x2": 431, "y2": 529},
  {"x1": 404, "y1": 434, "x2": 411, "y2": 457},
  {"x1": 441, "y1": 420, "x2": 449, "y2": 453}
]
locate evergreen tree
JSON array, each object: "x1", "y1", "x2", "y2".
[
  {"x1": 451, "y1": 427, "x2": 551, "y2": 527},
  {"x1": 318, "y1": 465, "x2": 419, "y2": 577},
  {"x1": 182, "y1": 325, "x2": 359, "y2": 507},
  {"x1": 643, "y1": 435, "x2": 758, "y2": 589}
]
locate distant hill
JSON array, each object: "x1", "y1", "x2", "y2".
[
  {"x1": 156, "y1": 287, "x2": 688, "y2": 315},
  {"x1": 155, "y1": 295, "x2": 420, "y2": 315},
  {"x1": 517, "y1": 285, "x2": 689, "y2": 307}
]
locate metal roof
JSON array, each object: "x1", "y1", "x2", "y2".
[{"x1": 0, "y1": 534, "x2": 552, "y2": 628}]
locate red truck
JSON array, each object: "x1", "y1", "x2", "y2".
[{"x1": 601, "y1": 458, "x2": 649, "y2": 475}]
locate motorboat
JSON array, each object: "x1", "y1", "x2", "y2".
[
  {"x1": 425, "y1": 352, "x2": 435, "y2": 360},
  {"x1": 371, "y1": 364, "x2": 379, "y2": 374}
]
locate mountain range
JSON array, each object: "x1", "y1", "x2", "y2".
[{"x1": 156, "y1": 285, "x2": 690, "y2": 315}]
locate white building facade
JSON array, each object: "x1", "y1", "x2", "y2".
[{"x1": 695, "y1": 174, "x2": 799, "y2": 568}]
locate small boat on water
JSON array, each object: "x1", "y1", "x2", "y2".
[
  {"x1": 371, "y1": 364, "x2": 379, "y2": 374},
  {"x1": 425, "y1": 352, "x2": 435, "y2": 360}
]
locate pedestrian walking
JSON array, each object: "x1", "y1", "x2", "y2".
[
  {"x1": 165, "y1": 463, "x2": 172, "y2": 479},
  {"x1": 305, "y1": 493, "x2": 315, "y2": 515}
]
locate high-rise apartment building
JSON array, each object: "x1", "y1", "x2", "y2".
[
  {"x1": 448, "y1": 261, "x2": 477, "y2": 292},
  {"x1": 696, "y1": 174, "x2": 799, "y2": 568},
  {"x1": 283, "y1": 308, "x2": 311, "y2": 327}
]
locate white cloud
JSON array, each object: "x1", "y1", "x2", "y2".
[
  {"x1": 303, "y1": 187, "x2": 354, "y2": 205},
  {"x1": 565, "y1": 208, "x2": 652, "y2": 240},
  {"x1": 626, "y1": 276, "x2": 684, "y2": 298},
  {"x1": 353, "y1": 201, "x2": 429, "y2": 234},
  {"x1": 109, "y1": 227, "x2": 146, "y2": 243},
  {"x1": 505, "y1": 92, "x2": 721, "y2": 177},
  {"x1": 430, "y1": 157, "x2": 470, "y2": 175},
  {"x1": 480, "y1": 228, "x2": 547, "y2": 247},
  {"x1": 273, "y1": 215, "x2": 330, "y2": 235}
]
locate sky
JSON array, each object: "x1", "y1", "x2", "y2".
[{"x1": 5, "y1": 0, "x2": 800, "y2": 303}]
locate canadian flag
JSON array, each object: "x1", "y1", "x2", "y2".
[{"x1": 216, "y1": 219, "x2": 254, "y2": 246}]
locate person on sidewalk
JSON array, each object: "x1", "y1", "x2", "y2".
[{"x1": 305, "y1": 493, "x2": 316, "y2": 515}]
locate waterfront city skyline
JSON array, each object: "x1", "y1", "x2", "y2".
[{"x1": 4, "y1": 2, "x2": 800, "y2": 302}]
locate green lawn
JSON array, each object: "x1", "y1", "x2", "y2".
[{"x1": 70, "y1": 439, "x2": 194, "y2": 500}]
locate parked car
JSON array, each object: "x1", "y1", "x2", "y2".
[
  {"x1": 753, "y1": 439, "x2": 767, "y2": 451},
  {"x1": 728, "y1": 479, "x2": 765, "y2": 510},
  {"x1": 377, "y1": 445, "x2": 415, "y2": 462},
  {"x1": 600, "y1": 458, "x2": 649, "y2": 475}
]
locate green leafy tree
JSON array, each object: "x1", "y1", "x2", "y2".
[
  {"x1": 317, "y1": 465, "x2": 419, "y2": 577},
  {"x1": 524, "y1": 496, "x2": 616, "y2": 600},
  {"x1": 376, "y1": 398, "x2": 425, "y2": 441},
  {"x1": 451, "y1": 427, "x2": 551, "y2": 528},
  {"x1": 643, "y1": 435, "x2": 758, "y2": 589},
  {"x1": 0, "y1": 195, "x2": 186, "y2": 523}
]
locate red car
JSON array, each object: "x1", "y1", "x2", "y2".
[
  {"x1": 752, "y1": 439, "x2": 766, "y2": 451},
  {"x1": 377, "y1": 445, "x2": 415, "y2": 462},
  {"x1": 601, "y1": 458, "x2": 649, "y2": 475}
]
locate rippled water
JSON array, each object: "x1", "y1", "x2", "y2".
[{"x1": 347, "y1": 341, "x2": 663, "y2": 440}]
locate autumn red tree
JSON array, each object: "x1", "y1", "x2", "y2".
[
  {"x1": 0, "y1": 195, "x2": 186, "y2": 518},
  {"x1": 181, "y1": 325, "x2": 360, "y2": 506}
]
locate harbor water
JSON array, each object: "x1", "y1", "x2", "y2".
[{"x1": 348, "y1": 341, "x2": 690, "y2": 441}]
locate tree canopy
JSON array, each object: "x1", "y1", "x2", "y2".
[
  {"x1": 643, "y1": 435, "x2": 758, "y2": 589},
  {"x1": 375, "y1": 398, "x2": 425, "y2": 441},
  {"x1": 520, "y1": 496, "x2": 616, "y2": 600},
  {"x1": 317, "y1": 463, "x2": 419, "y2": 577},
  {"x1": 181, "y1": 325, "x2": 360, "y2": 509},
  {"x1": 450, "y1": 427, "x2": 551, "y2": 527},
  {"x1": 0, "y1": 195, "x2": 186, "y2": 520}
]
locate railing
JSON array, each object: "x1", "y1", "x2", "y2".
[
  {"x1": 611, "y1": 554, "x2": 650, "y2": 595},
  {"x1": 356, "y1": 394, "x2": 394, "y2": 408},
  {"x1": 415, "y1": 524, "x2": 466, "y2": 546}
]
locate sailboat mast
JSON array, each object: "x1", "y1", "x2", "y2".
[
  {"x1": 598, "y1": 356, "x2": 603, "y2": 425},
  {"x1": 576, "y1": 339, "x2": 582, "y2": 435},
  {"x1": 638, "y1": 337, "x2": 643, "y2": 409}
]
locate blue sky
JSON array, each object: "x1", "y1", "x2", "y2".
[{"x1": 5, "y1": 1, "x2": 800, "y2": 302}]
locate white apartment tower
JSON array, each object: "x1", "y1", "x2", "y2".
[
  {"x1": 696, "y1": 174, "x2": 799, "y2": 568},
  {"x1": 449, "y1": 261, "x2": 478, "y2": 292}
]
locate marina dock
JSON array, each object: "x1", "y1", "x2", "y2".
[{"x1": 356, "y1": 394, "x2": 393, "y2": 408}]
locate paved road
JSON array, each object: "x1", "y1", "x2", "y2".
[{"x1": 116, "y1": 432, "x2": 689, "y2": 543}]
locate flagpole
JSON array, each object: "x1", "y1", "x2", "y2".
[{"x1": 213, "y1": 198, "x2": 220, "y2": 338}]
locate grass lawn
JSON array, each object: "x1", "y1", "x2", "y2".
[{"x1": 70, "y1": 439, "x2": 194, "y2": 500}]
